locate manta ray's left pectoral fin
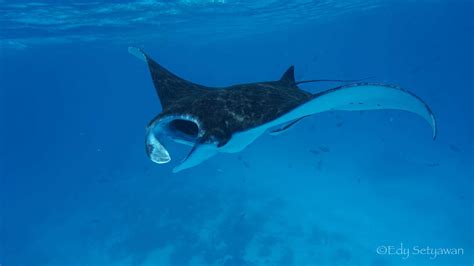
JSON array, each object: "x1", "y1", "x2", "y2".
[{"x1": 272, "y1": 83, "x2": 437, "y2": 139}]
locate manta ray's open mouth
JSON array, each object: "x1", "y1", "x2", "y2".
[
  {"x1": 168, "y1": 119, "x2": 199, "y2": 138},
  {"x1": 145, "y1": 115, "x2": 204, "y2": 164}
]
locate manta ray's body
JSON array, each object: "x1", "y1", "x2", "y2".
[{"x1": 129, "y1": 47, "x2": 436, "y2": 173}]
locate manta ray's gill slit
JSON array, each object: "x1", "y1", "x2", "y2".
[{"x1": 294, "y1": 76, "x2": 376, "y2": 85}]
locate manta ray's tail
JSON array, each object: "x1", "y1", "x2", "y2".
[
  {"x1": 294, "y1": 77, "x2": 375, "y2": 85},
  {"x1": 128, "y1": 47, "x2": 209, "y2": 109}
]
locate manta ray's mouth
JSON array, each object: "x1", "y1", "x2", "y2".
[
  {"x1": 145, "y1": 115, "x2": 204, "y2": 164},
  {"x1": 168, "y1": 119, "x2": 200, "y2": 139}
]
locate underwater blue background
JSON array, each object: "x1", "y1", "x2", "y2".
[{"x1": 1, "y1": 0, "x2": 473, "y2": 265}]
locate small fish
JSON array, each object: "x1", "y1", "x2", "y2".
[
  {"x1": 425, "y1": 162, "x2": 440, "y2": 167},
  {"x1": 316, "y1": 160, "x2": 323, "y2": 171},
  {"x1": 319, "y1": 145, "x2": 330, "y2": 153},
  {"x1": 449, "y1": 144, "x2": 461, "y2": 153}
]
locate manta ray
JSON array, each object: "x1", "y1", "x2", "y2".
[{"x1": 129, "y1": 47, "x2": 436, "y2": 173}]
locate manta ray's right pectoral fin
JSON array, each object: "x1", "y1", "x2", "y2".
[
  {"x1": 128, "y1": 46, "x2": 210, "y2": 109},
  {"x1": 128, "y1": 47, "x2": 148, "y2": 62}
]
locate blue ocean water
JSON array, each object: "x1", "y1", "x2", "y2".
[{"x1": 1, "y1": 0, "x2": 473, "y2": 265}]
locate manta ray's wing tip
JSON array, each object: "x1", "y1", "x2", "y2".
[
  {"x1": 128, "y1": 46, "x2": 147, "y2": 62},
  {"x1": 172, "y1": 166, "x2": 183, "y2": 173},
  {"x1": 430, "y1": 113, "x2": 437, "y2": 140},
  {"x1": 172, "y1": 161, "x2": 190, "y2": 173}
]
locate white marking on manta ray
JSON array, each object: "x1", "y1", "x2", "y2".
[
  {"x1": 129, "y1": 47, "x2": 436, "y2": 173},
  {"x1": 230, "y1": 112, "x2": 245, "y2": 123}
]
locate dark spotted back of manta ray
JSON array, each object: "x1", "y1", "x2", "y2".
[{"x1": 1, "y1": 1, "x2": 472, "y2": 266}]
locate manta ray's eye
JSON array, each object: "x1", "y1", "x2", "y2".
[{"x1": 169, "y1": 119, "x2": 199, "y2": 137}]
